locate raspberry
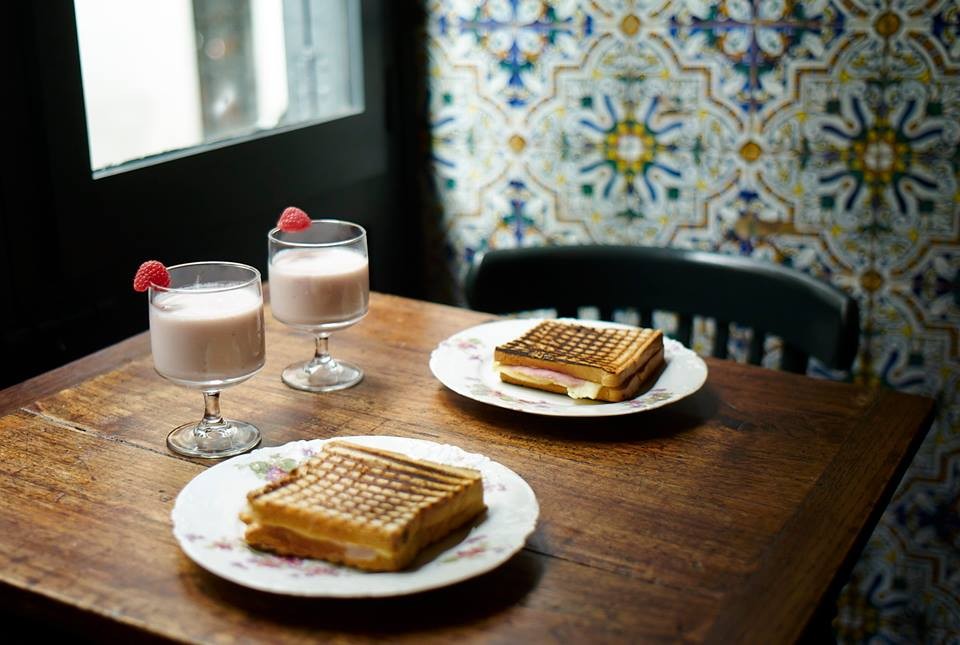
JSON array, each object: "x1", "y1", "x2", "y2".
[
  {"x1": 277, "y1": 206, "x2": 311, "y2": 232},
  {"x1": 133, "y1": 260, "x2": 171, "y2": 292}
]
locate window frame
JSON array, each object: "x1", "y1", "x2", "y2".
[{"x1": 0, "y1": 0, "x2": 423, "y2": 388}]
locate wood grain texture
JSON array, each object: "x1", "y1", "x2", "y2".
[
  {"x1": 0, "y1": 292, "x2": 935, "y2": 643},
  {"x1": 0, "y1": 332, "x2": 149, "y2": 417}
]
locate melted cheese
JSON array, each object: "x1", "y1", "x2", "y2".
[{"x1": 495, "y1": 363, "x2": 602, "y2": 399}]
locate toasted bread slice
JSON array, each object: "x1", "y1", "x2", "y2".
[
  {"x1": 241, "y1": 441, "x2": 486, "y2": 571},
  {"x1": 499, "y1": 347, "x2": 665, "y2": 402},
  {"x1": 495, "y1": 321, "x2": 663, "y2": 387}
]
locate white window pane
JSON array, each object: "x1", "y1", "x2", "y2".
[{"x1": 74, "y1": 0, "x2": 364, "y2": 175}]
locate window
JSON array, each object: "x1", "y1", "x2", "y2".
[{"x1": 74, "y1": 0, "x2": 363, "y2": 176}]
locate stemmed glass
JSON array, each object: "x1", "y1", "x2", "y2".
[
  {"x1": 148, "y1": 262, "x2": 266, "y2": 458},
  {"x1": 268, "y1": 220, "x2": 369, "y2": 392}
]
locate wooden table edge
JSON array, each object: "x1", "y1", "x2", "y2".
[
  {"x1": 0, "y1": 577, "x2": 175, "y2": 644},
  {"x1": 706, "y1": 388, "x2": 937, "y2": 643},
  {"x1": 804, "y1": 390, "x2": 938, "y2": 638},
  {"x1": 0, "y1": 331, "x2": 150, "y2": 417}
]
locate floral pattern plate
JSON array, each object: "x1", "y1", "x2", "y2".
[
  {"x1": 430, "y1": 318, "x2": 708, "y2": 417},
  {"x1": 171, "y1": 435, "x2": 539, "y2": 597}
]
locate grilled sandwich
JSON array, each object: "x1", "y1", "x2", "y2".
[
  {"x1": 494, "y1": 320, "x2": 664, "y2": 402},
  {"x1": 241, "y1": 440, "x2": 486, "y2": 571}
]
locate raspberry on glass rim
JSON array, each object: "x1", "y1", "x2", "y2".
[
  {"x1": 277, "y1": 207, "x2": 311, "y2": 232},
  {"x1": 133, "y1": 260, "x2": 171, "y2": 292}
]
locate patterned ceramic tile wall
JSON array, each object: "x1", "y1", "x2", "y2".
[{"x1": 426, "y1": 0, "x2": 960, "y2": 640}]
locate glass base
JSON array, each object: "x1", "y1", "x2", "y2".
[
  {"x1": 167, "y1": 419, "x2": 261, "y2": 459},
  {"x1": 282, "y1": 358, "x2": 363, "y2": 392}
]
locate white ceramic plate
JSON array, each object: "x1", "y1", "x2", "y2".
[
  {"x1": 429, "y1": 318, "x2": 708, "y2": 417},
  {"x1": 171, "y1": 435, "x2": 539, "y2": 597}
]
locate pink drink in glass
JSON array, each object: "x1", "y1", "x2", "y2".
[
  {"x1": 267, "y1": 219, "x2": 369, "y2": 392},
  {"x1": 148, "y1": 261, "x2": 265, "y2": 458},
  {"x1": 269, "y1": 247, "x2": 369, "y2": 329},
  {"x1": 150, "y1": 287, "x2": 265, "y2": 384}
]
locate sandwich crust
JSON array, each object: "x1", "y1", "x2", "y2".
[
  {"x1": 494, "y1": 321, "x2": 663, "y2": 387},
  {"x1": 499, "y1": 346, "x2": 665, "y2": 402}
]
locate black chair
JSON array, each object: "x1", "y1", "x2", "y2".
[{"x1": 464, "y1": 245, "x2": 860, "y2": 374}]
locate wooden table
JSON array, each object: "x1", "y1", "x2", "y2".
[{"x1": 0, "y1": 293, "x2": 934, "y2": 643}]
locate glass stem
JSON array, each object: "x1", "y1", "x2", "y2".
[
  {"x1": 200, "y1": 390, "x2": 225, "y2": 429},
  {"x1": 316, "y1": 333, "x2": 329, "y2": 362},
  {"x1": 307, "y1": 333, "x2": 335, "y2": 372}
]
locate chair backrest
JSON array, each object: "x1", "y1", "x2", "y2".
[{"x1": 464, "y1": 245, "x2": 860, "y2": 374}]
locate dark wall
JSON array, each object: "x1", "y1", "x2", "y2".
[{"x1": 0, "y1": 2, "x2": 427, "y2": 388}]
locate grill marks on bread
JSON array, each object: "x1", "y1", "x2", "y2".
[
  {"x1": 254, "y1": 444, "x2": 474, "y2": 531},
  {"x1": 495, "y1": 321, "x2": 663, "y2": 387},
  {"x1": 242, "y1": 441, "x2": 486, "y2": 571}
]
